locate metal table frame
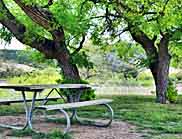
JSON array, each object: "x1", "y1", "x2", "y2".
[{"x1": 0, "y1": 84, "x2": 91, "y2": 131}]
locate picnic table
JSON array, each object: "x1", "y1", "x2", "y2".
[{"x1": 0, "y1": 84, "x2": 113, "y2": 134}]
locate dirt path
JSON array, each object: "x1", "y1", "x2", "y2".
[
  {"x1": 0, "y1": 119, "x2": 144, "y2": 139},
  {"x1": 72, "y1": 121, "x2": 144, "y2": 139}
]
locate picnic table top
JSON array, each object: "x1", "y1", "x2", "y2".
[{"x1": 0, "y1": 84, "x2": 91, "y2": 91}]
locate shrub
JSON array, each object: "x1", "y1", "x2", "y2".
[
  {"x1": 166, "y1": 79, "x2": 178, "y2": 103},
  {"x1": 176, "y1": 71, "x2": 182, "y2": 81},
  {"x1": 137, "y1": 72, "x2": 153, "y2": 81},
  {"x1": 57, "y1": 79, "x2": 96, "y2": 102},
  {"x1": 169, "y1": 73, "x2": 178, "y2": 82},
  {"x1": 8, "y1": 68, "x2": 61, "y2": 84}
]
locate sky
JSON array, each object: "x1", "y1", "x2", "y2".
[{"x1": 0, "y1": 38, "x2": 25, "y2": 50}]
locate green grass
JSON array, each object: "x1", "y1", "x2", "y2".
[
  {"x1": 76, "y1": 95, "x2": 182, "y2": 138},
  {"x1": 0, "y1": 95, "x2": 182, "y2": 138},
  {"x1": 110, "y1": 95, "x2": 182, "y2": 133},
  {"x1": 0, "y1": 68, "x2": 62, "y2": 99},
  {"x1": 8, "y1": 67, "x2": 61, "y2": 85},
  {"x1": 9, "y1": 129, "x2": 71, "y2": 139}
]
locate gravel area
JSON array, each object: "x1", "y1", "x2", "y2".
[
  {"x1": 72, "y1": 121, "x2": 144, "y2": 139},
  {"x1": 0, "y1": 115, "x2": 144, "y2": 139}
]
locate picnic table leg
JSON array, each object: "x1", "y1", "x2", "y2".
[
  {"x1": 42, "y1": 89, "x2": 54, "y2": 105},
  {"x1": 42, "y1": 88, "x2": 66, "y2": 105},
  {"x1": 0, "y1": 91, "x2": 29, "y2": 130},
  {"x1": 59, "y1": 109, "x2": 71, "y2": 134},
  {"x1": 27, "y1": 91, "x2": 38, "y2": 129},
  {"x1": 54, "y1": 88, "x2": 66, "y2": 102},
  {"x1": 73, "y1": 104, "x2": 114, "y2": 127}
]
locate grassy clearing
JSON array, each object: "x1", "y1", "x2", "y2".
[
  {"x1": 110, "y1": 95, "x2": 182, "y2": 133},
  {"x1": 8, "y1": 67, "x2": 61, "y2": 85},
  {"x1": 8, "y1": 129, "x2": 71, "y2": 139},
  {"x1": 76, "y1": 95, "x2": 182, "y2": 138},
  {"x1": 0, "y1": 95, "x2": 182, "y2": 138}
]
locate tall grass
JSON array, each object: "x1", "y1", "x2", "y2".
[{"x1": 8, "y1": 67, "x2": 61, "y2": 85}]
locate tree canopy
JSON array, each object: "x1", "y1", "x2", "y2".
[{"x1": 0, "y1": 0, "x2": 181, "y2": 103}]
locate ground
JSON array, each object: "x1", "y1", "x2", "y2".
[
  {"x1": 0, "y1": 120, "x2": 144, "y2": 139},
  {"x1": 0, "y1": 94, "x2": 182, "y2": 139},
  {"x1": 72, "y1": 121, "x2": 143, "y2": 139}
]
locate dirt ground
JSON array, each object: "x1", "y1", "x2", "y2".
[
  {"x1": 72, "y1": 121, "x2": 144, "y2": 139},
  {"x1": 0, "y1": 115, "x2": 144, "y2": 139}
]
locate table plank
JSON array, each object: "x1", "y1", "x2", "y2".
[
  {"x1": 37, "y1": 99, "x2": 113, "y2": 110},
  {"x1": 0, "y1": 84, "x2": 91, "y2": 91}
]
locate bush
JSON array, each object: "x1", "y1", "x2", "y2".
[
  {"x1": 8, "y1": 68, "x2": 61, "y2": 84},
  {"x1": 176, "y1": 71, "x2": 182, "y2": 81},
  {"x1": 169, "y1": 73, "x2": 178, "y2": 81},
  {"x1": 137, "y1": 72, "x2": 153, "y2": 80},
  {"x1": 166, "y1": 79, "x2": 178, "y2": 103},
  {"x1": 57, "y1": 79, "x2": 96, "y2": 102}
]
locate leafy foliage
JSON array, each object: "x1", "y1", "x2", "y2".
[
  {"x1": 176, "y1": 71, "x2": 182, "y2": 81},
  {"x1": 56, "y1": 78, "x2": 96, "y2": 101},
  {"x1": 170, "y1": 45, "x2": 182, "y2": 68},
  {"x1": 8, "y1": 68, "x2": 61, "y2": 84},
  {"x1": 17, "y1": 48, "x2": 57, "y2": 67},
  {"x1": 72, "y1": 51, "x2": 93, "y2": 69},
  {"x1": 0, "y1": 26, "x2": 13, "y2": 44},
  {"x1": 111, "y1": 41, "x2": 147, "y2": 69},
  {"x1": 166, "y1": 79, "x2": 178, "y2": 103},
  {"x1": 88, "y1": 0, "x2": 182, "y2": 66}
]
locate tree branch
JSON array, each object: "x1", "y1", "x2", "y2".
[
  {"x1": 43, "y1": 0, "x2": 54, "y2": 8},
  {"x1": 0, "y1": 0, "x2": 57, "y2": 58},
  {"x1": 72, "y1": 34, "x2": 86, "y2": 55},
  {"x1": 116, "y1": 27, "x2": 129, "y2": 36},
  {"x1": 13, "y1": 0, "x2": 64, "y2": 42},
  {"x1": 158, "y1": 33, "x2": 171, "y2": 60},
  {"x1": 128, "y1": 24, "x2": 158, "y2": 57},
  {"x1": 161, "y1": 0, "x2": 170, "y2": 16},
  {"x1": 13, "y1": 0, "x2": 52, "y2": 29}
]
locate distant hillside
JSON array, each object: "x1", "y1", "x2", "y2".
[
  {"x1": 0, "y1": 49, "x2": 29, "y2": 63},
  {"x1": 0, "y1": 49, "x2": 36, "y2": 78},
  {"x1": 0, "y1": 60, "x2": 35, "y2": 78}
]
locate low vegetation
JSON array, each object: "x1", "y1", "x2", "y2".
[
  {"x1": 77, "y1": 95, "x2": 182, "y2": 138},
  {"x1": 8, "y1": 67, "x2": 61, "y2": 85},
  {"x1": 0, "y1": 95, "x2": 182, "y2": 138}
]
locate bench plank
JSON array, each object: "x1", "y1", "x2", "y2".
[
  {"x1": 37, "y1": 99, "x2": 113, "y2": 110},
  {"x1": 0, "y1": 97, "x2": 60, "y2": 105}
]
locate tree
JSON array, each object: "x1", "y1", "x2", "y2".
[
  {"x1": 89, "y1": 0, "x2": 182, "y2": 103},
  {"x1": 0, "y1": 0, "x2": 92, "y2": 83}
]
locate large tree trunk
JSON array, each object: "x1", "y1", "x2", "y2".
[
  {"x1": 149, "y1": 35, "x2": 170, "y2": 104},
  {"x1": 129, "y1": 27, "x2": 171, "y2": 104},
  {"x1": 148, "y1": 59, "x2": 159, "y2": 102},
  {"x1": 58, "y1": 56, "x2": 81, "y2": 103},
  {"x1": 57, "y1": 51, "x2": 80, "y2": 81},
  {"x1": 156, "y1": 36, "x2": 170, "y2": 103},
  {"x1": 155, "y1": 56, "x2": 170, "y2": 104},
  {"x1": 149, "y1": 55, "x2": 170, "y2": 104},
  {"x1": 53, "y1": 42, "x2": 81, "y2": 103}
]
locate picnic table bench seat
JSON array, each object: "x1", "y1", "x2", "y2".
[
  {"x1": 0, "y1": 97, "x2": 60, "y2": 105},
  {"x1": 36, "y1": 99, "x2": 113, "y2": 110},
  {"x1": 35, "y1": 99, "x2": 114, "y2": 134}
]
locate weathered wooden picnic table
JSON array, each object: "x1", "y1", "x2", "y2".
[{"x1": 0, "y1": 84, "x2": 113, "y2": 134}]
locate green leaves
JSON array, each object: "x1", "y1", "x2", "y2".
[
  {"x1": 50, "y1": 0, "x2": 90, "y2": 35},
  {"x1": 0, "y1": 26, "x2": 13, "y2": 44},
  {"x1": 71, "y1": 51, "x2": 94, "y2": 69}
]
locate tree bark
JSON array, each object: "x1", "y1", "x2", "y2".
[
  {"x1": 0, "y1": 0, "x2": 81, "y2": 82},
  {"x1": 155, "y1": 35, "x2": 170, "y2": 103},
  {"x1": 129, "y1": 27, "x2": 171, "y2": 104},
  {"x1": 55, "y1": 43, "x2": 80, "y2": 81}
]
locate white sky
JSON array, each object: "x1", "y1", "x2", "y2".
[{"x1": 0, "y1": 38, "x2": 25, "y2": 50}]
